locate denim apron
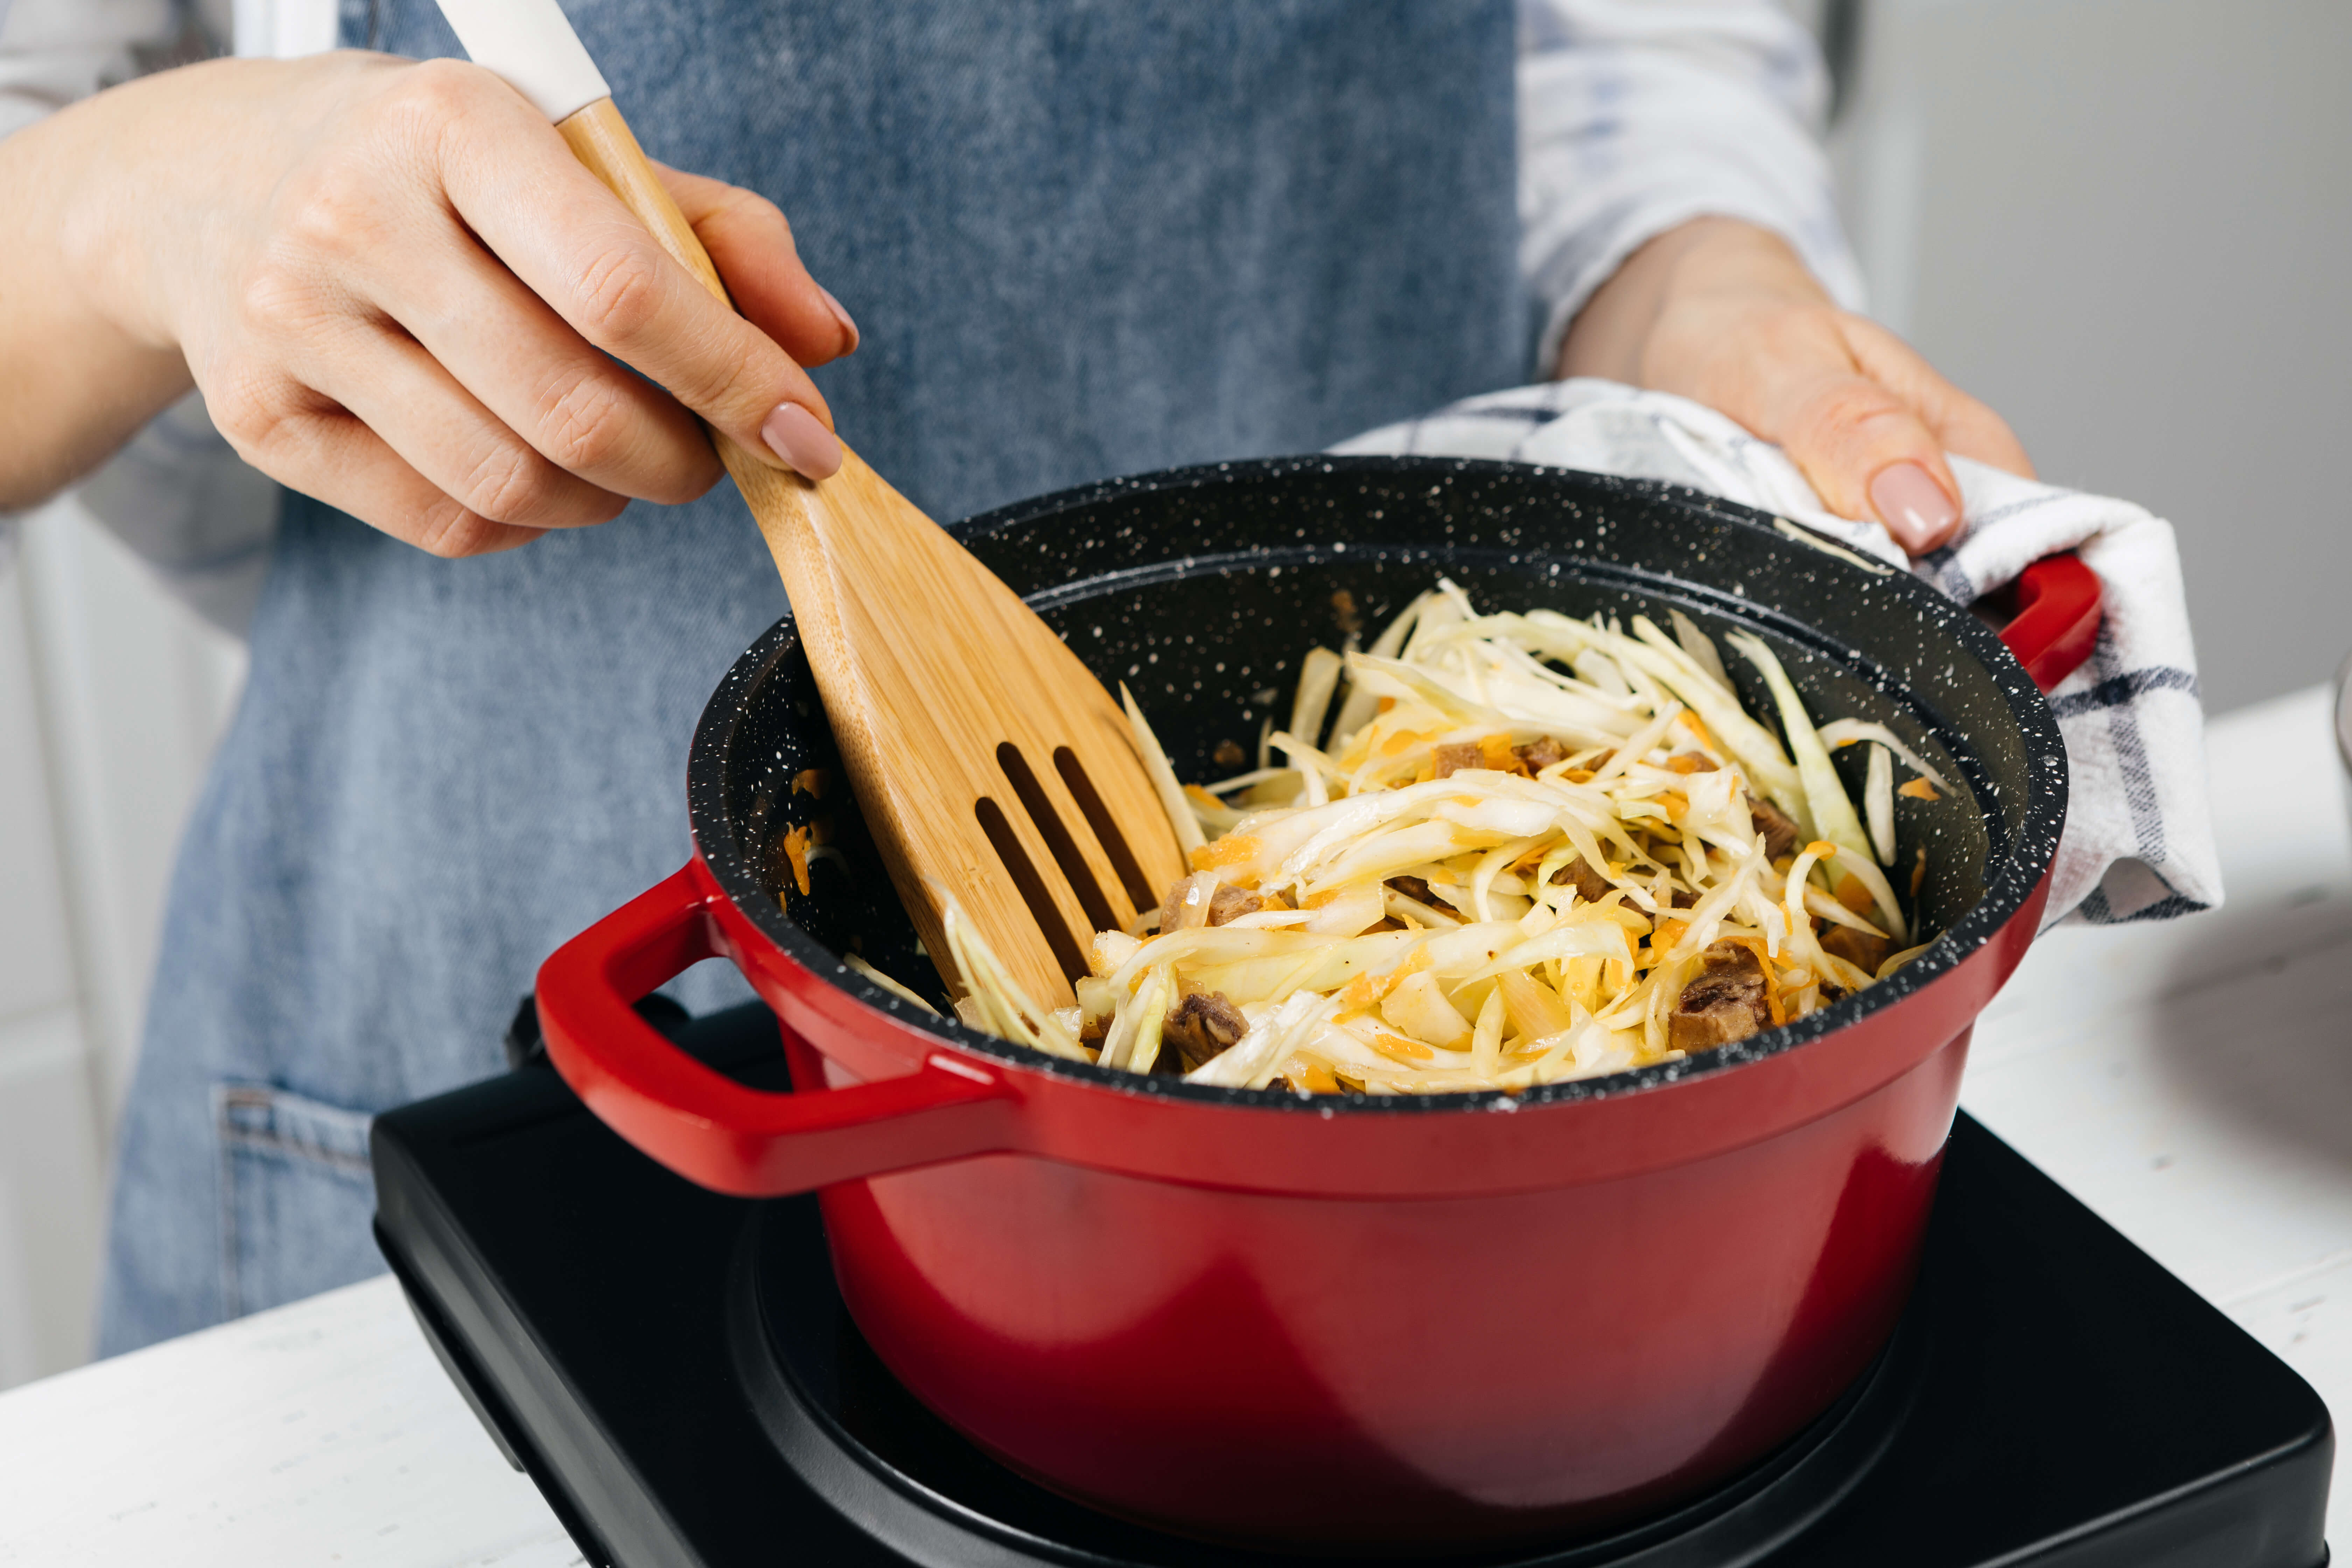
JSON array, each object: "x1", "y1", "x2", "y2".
[{"x1": 97, "y1": 0, "x2": 1525, "y2": 1351}]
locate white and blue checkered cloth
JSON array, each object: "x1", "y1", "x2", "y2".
[{"x1": 1336, "y1": 379, "x2": 2220, "y2": 929}]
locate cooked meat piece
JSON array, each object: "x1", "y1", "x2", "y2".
[
  {"x1": 1513, "y1": 737, "x2": 1569, "y2": 772},
  {"x1": 1819, "y1": 984, "x2": 1847, "y2": 1005},
  {"x1": 1206, "y1": 883, "x2": 1263, "y2": 926},
  {"x1": 1433, "y1": 742, "x2": 1483, "y2": 778},
  {"x1": 1668, "y1": 884, "x2": 1698, "y2": 909},
  {"x1": 1160, "y1": 871, "x2": 1264, "y2": 934},
  {"x1": 1665, "y1": 751, "x2": 1718, "y2": 774},
  {"x1": 1549, "y1": 856, "x2": 1612, "y2": 903},
  {"x1": 1669, "y1": 941, "x2": 1771, "y2": 1052},
  {"x1": 1330, "y1": 588, "x2": 1363, "y2": 636},
  {"x1": 1156, "y1": 876, "x2": 1196, "y2": 936},
  {"x1": 1387, "y1": 875, "x2": 1435, "y2": 905},
  {"x1": 1748, "y1": 794, "x2": 1802, "y2": 860},
  {"x1": 1164, "y1": 992, "x2": 1250, "y2": 1073},
  {"x1": 1157, "y1": 871, "x2": 1234, "y2": 935},
  {"x1": 1820, "y1": 924, "x2": 1891, "y2": 975},
  {"x1": 1701, "y1": 939, "x2": 1762, "y2": 975},
  {"x1": 1212, "y1": 738, "x2": 1247, "y2": 770}
]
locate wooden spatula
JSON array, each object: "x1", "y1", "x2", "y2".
[{"x1": 435, "y1": 0, "x2": 1187, "y2": 1010}]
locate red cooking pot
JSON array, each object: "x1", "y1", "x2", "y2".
[{"x1": 536, "y1": 458, "x2": 2086, "y2": 1551}]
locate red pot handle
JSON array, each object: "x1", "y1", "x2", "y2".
[
  {"x1": 1996, "y1": 551, "x2": 2102, "y2": 692},
  {"x1": 535, "y1": 864, "x2": 1020, "y2": 1196}
]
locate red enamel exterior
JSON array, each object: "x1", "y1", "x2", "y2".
[
  {"x1": 536, "y1": 851, "x2": 2052, "y2": 1547},
  {"x1": 1998, "y1": 552, "x2": 2104, "y2": 690}
]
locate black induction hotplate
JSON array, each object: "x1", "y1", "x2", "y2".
[{"x1": 370, "y1": 1000, "x2": 2333, "y2": 1568}]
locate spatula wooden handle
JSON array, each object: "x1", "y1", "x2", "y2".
[
  {"x1": 555, "y1": 102, "x2": 730, "y2": 309},
  {"x1": 553, "y1": 100, "x2": 824, "y2": 565}
]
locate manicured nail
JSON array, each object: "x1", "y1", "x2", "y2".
[
  {"x1": 818, "y1": 285, "x2": 859, "y2": 352},
  {"x1": 1869, "y1": 461, "x2": 1960, "y2": 553},
  {"x1": 762, "y1": 403, "x2": 841, "y2": 481}
]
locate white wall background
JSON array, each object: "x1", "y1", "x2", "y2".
[
  {"x1": 1832, "y1": 0, "x2": 2352, "y2": 713},
  {"x1": 0, "y1": 504, "x2": 244, "y2": 1391},
  {"x1": 0, "y1": 0, "x2": 2345, "y2": 1390}
]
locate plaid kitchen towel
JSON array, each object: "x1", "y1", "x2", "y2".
[{"x1": 1334, "y1": 379, "x2": 2220, "y2": 927}]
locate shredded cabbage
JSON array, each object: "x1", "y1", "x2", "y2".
[
  {"x1": 1815, "y1": 718, "x2": 1951, "y2": 792},
  {"x1": 1865, "y1": 743, "x2": 1896, "y2": 866},
  {"x1": 938, "y1": 582, "x2": 1934, "y2": 1094}
]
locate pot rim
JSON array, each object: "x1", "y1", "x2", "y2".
[{"x1": 688, "y1": 455, "x2": 2067, "y2": 1117}]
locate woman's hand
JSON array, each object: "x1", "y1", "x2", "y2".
[
  {"x1": 1560, "y1": 217, "x2": 2030, "y2": 557},
  {"x1": 2, "y1": 52, "x2": 854, "y2": 554}
]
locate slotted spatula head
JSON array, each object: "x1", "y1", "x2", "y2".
[
  {"x1": 725, "y1": 441, "x2": 1189, "y2": 1009},
  {"x1": 531, "y1": 91, "x2": 1185, "y2": 1010}
]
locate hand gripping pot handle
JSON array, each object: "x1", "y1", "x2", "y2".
[{"x1": 535, "y1": 864, "x2": 1019, "y2": 1196}]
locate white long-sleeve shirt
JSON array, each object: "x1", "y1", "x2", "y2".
[{"x1": 0, "y1": 0, "x2": 1861, "y2": 632}]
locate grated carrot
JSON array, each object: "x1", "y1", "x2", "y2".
[
  {"x1": 1338, "y1": 969, "x2": 1400, "y2": 1013},
  {"x1": 782, "y1": 825, "x2": 813, "y2": 896},
  {"x1": 1899, "y1": 778, "x2": 1941, "y2": 801},
  {"x1": 1283, "y1": 1060, "x2": 1342, "y2": 1093},
  {"x1": 1371, "y1": 1031, "x2": 1434, "y2": 1063},
  {"x1": 1191, "y1": 834, "x2": 1262, "y2": 871}
]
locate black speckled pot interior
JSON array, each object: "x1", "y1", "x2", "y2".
[{"x1": 688, "y1": 457, "x2": 2067, "y2": 1111}]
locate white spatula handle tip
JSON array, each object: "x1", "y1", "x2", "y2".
[{"x1": 432, "y1": 0, "x2": 610, "y2": 123}]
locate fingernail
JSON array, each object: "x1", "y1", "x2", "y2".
[
  {"x1": 1869, "y1": 462, "x2": 1960, "y2": 553},
  {"x1": 762, "y1": 403, "x2": 842, "y2": 481},
  {"x1": 817, "y1": 285, "x2": 859, "y2": 352}
]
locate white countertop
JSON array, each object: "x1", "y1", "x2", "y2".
[{"x1": 3, "y1": 685, "x2": 2347, "y2": 1566}]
